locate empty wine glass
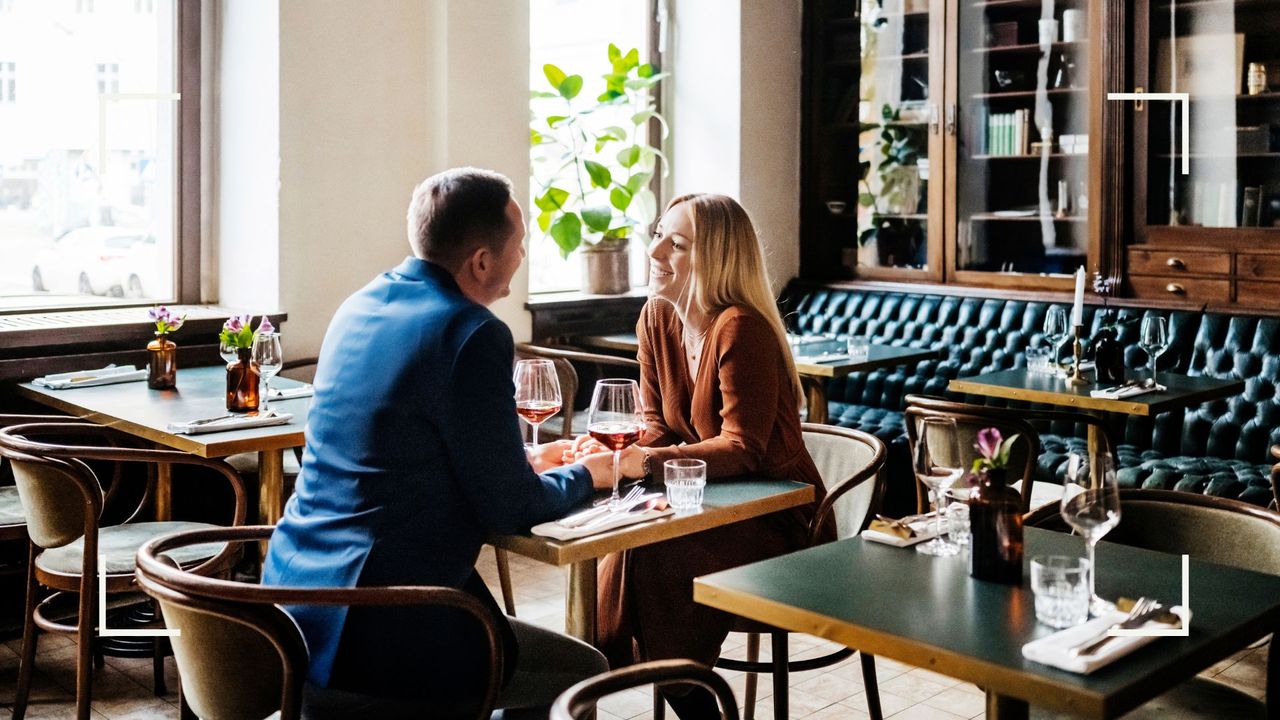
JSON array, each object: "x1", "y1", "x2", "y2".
[
  {"x1": 1060, "y1": 451, "x2": 1122, "y2": 615},
  {"x1": 587, "y1": 379, "x2": 644, "y2": 509},
  {"x1": 513, "y1": 359, "x2": 562, "y2": 447},
  {"x1": 252, "y1": 333, "x2": 283, "y2": 412},
  {"x1": 218, "y1": 338, "x2": 239, "y2": 365},
  {"x1": 1140, "y1": 316, "x2": 1169, "y2": 388},
  {"x1": 1044, "y1": 305, "x2": 1069, "y2": 373},
  {"x1": 912, "y1": 416, "x2": 963, "y2": 556}
]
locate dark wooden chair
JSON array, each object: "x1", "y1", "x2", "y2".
[
  {"x1": 1026, "y1": 489, "x2": 1279, "y2": 719},
  {"x1": 1270, "y1": 444, "x2": 1278, "y2": 511},
  {"x1": 135, "y1": 525, "x2": 505, "y2": 720},
  {"x1": 698, "y1": 424, "x2": 888, "y2": 720},
  {"x1": 0, "y1": 415, "x2": 107, "y2": 546},
  {"x1": 0, "y1": 422, "x2": 246, "y2": 720},
  {"x1": 554, "y1": 659, "x2": 739, "y2": 720}
]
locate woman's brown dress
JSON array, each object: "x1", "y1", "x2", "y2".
[{"x1": 596, "y1": 299, "x2": 827, "y2": 669}]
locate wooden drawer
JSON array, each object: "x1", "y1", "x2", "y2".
[
  {"x1": 1128, "y1": 275, "x2": 1231, "y2": 304},
  {"x1": 1237, "y1": 254, "x2": 1280, "y2": 281},
  {"x1": 1127, "y1": 247, "x2": 1230, "y2": 277},
  {"x1": 1237, "y1": 280, "x2": 1280, "y2": 309}
]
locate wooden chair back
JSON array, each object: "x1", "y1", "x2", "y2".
[
  {"x1": 802, "y1": 424, "x2": 887, "y2": 543},
  {"x1": 552, "y1": 659, "x2": 739, "y2": 720},
  {"x1": 515, "y1": 343, "x2": 642, "y2": 439}
]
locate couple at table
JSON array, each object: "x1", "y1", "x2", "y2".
[{"x1": 262, "y1": 167, "x2": 825, "y2": 719}]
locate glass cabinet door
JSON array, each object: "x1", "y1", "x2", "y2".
[
  {"x1": 951, "y1": 0, "x2": 1091, "y2": 282},
  {"x1": 851, "y1": 0, "x2": 945, "y2": 279}
]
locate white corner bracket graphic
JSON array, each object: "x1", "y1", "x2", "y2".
[
  {"x1": 1106, "y1": 92, "x2": 1190, "y2": 176},
  {"x1": 1108, "y1": 554, "x2": 1191, "y2": 638},
  {"x1": 98, "y1": 555, "x2": 180, "y2": 638},
  {"x1": 97, "y1": 92, "x2": 182, "y2": 172}
]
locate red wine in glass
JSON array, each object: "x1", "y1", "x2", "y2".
[
  {"x1": 514, "y1": 359, "x2": 562, "y2": 447},
  {"x1": 587, "y1": 379, "x2": 644, "y2": 508}
]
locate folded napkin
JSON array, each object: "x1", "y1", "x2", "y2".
[
  {"x1": 269, "y1": 384, "x2": 314, "y2": 400},
  {"x1": 1090, "y1": 382, "x2": 1165, "y2": 400},
  {"x1": 531, "y1": 506, "x2": 674, "y2": 541},
  {"x1": 1022, "y1": 606, "x2": 1189, "y2": 674},
  {"x1": 861, "y1": 517, "x2": 941, "y2": 548},
  {"x1": 33, "y1": 365, "x2": 147, "y2": 390},
  {"x1": 168, "y1": 411, "x2": 294, "y2": 435},
  {"x1": 796, "y1": 353, "x2": 853, "y2": 364}
]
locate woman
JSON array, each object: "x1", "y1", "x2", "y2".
[{"x1": 593, "y1": 193, "x2": 827, "y2": 719}]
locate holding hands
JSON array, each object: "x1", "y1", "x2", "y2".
[{"x1": 526, "y1": 437, "x2": 645, "y2": 490}]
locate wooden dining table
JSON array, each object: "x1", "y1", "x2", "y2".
[
  {"x1": 15, "y1": 365, "x2": 310, "y2": 524},
  {"x1": 491, "y1": 476, "x2": 813, "y2": 644},
  {"x1": 695, "y1": 527, "x2": 1280, "y2": 719}
]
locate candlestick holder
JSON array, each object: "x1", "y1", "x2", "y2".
[{"x1": 1066, "y1": 323, "x2": 1090, "y2": 386}]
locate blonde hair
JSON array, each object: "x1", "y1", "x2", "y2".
[{"x1": 665, "y1": 193, "x2": 803, "y2": 405}]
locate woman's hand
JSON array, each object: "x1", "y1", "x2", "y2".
[
  {"x1": 527, "y1": 440, "x2": 575, "y2": 473},
  {"x1": 568, "y1": 434, "x2": 610, "y2": 462},
  {"x1": 578, "y1": 445, "x2": 646, "y2": 490}
]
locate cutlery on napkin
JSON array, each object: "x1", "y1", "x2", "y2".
[
  {"x1": 862, "y1": 513, "x2": 941, "y2": 547},
  {"x1": 1022, "y1": 600, "x2": 1189, "y2": 674},
  {"x1": 1090, "y1": 380, "x2": 1165, "y2": 400},
  {"x1": 168, "y1": 410, "x2": 294, "y2": 435},
  {"x1": 268, "y1": 384, "x2": 315, "y2": 400},
  {"x1": 33, "y1": 365, "x2": 147, "y2": 389},
  {"x1": 532, "y1": 499, "x2": 672, "y2": 541}
]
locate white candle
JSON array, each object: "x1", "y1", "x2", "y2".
[{"x1": 1071, "y1": 267, "x2": 1085, "y2": 327}]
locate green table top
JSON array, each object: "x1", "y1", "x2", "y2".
[
  {"x1": 694, "y1": 527, "x2": 1280, "y2": 718},
  {"x1": 949, "y1": 368, "x2": 1244, "y2": 416}
]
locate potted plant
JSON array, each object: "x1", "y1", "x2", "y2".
[
  {"x1": 858, "y1": 104, "x2": 926, "y2": 268},
  {"x1": 530, "y1": 43, "x2": 668, "y2": 294}
]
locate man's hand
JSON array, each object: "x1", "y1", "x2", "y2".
[
  {"x1": 578, "y1": 445, "x2": 645, "y2": 490},
  {"x1": 527, "y1": 440, "x2": 575, "y2": 473},
  {"x1": 569, "y1": 434, "x2": 610, "y2": 461}
]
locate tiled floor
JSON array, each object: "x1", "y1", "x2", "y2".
[{"x1": 0, "y1": 549, "x2": 1269, "y2": 719}]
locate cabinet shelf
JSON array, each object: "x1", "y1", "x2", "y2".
[
  {"x1": 868, "y1": 52, "x2": 929, "y2": 62},
  {"x1": 973, "y1": 87, "x2": 1086, "y2": 99},
  {"x1": 1156, "y1": 153, "x2": 1280, "y2": 159},
  {"x1": 975, "y1": 41, "x2": 1086, "y2": 55},
  {"x1": 1156, "y1": 0, "x2": 1277, "y2": 11},
  {"x1": 974, "y1": 0, "x2": 1085, "y2": 8},
  {"x1": 970, "y1": 214, "x2": 1087, "y2": 222},
  {"x1": 970, "y1": 153, "x2": 1086, "y2": 160}
]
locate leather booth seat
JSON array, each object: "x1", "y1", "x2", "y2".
[{"x1": 781, "y1": 282, "x2": 1280, "y2": 507}]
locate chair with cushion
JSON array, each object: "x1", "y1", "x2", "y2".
[
  {"x1": 0, "y1": 422, "x2": 246, "y2": 720},
  {"x1": 515, "y1": 342, "x2": 642, "y2": 439},
  {"x1": 135, "y1": 525, "x2": 505, "y2": 720},
  {"x1": 702, "y1": 424, "x2": 887, "y2": 720},
  {"x1": 1, "y1": 415, "x2": 106, "y2": 546},
  {"x1": 554, "y1": 659, "x2": 739, "y2": 720},
  {"x1": 1026, "y1": 489, "x2": 1279, "y2": 718}
]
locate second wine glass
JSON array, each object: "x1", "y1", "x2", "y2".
[
  {"x1": 513, "y1": 359, "x2": 562, "y2": 447},
  {"x1": 913, "y1": 416, "x2": 963, "y2": 556},
  {"x1": 1139, "y1": 315, "x2": 1169, "y2": 388},
  {"x1": 1044, "y1": 305, "x2": 1069, "y2": 373},
  {"x1": 587, "y1": 379, "x2": 644, "y2": 509},
  {"x1": 1060, "y1": 451, "x2": 1122, "y2": 616},
  {"x1": 252, "y1": 332, "x2": 283, "y2": 412}
]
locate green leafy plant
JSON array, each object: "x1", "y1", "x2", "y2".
[
  {"x1": 530, "y1": 43, "x2": 669, "y2": 258},
  {"x1": 857, "y1": 104, "x2": 926, "y2": 247}
]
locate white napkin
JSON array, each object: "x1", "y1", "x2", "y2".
[
  {"x1": 861, "y1": 518, "x2": 941, "y2": 548},
  {"x1": 168, "y1": 411, "x2": 294, "y2": 435},
  {"x1": 269, "y1": 384, "x2": 314, "y2": 400},
  {"x1": 33, "y1": 365, "x2": 147, "y2": 389},
  {"x1": 1022, "y1": 606, "x2": 1190, "y2": 674},
  {"x1": 796, "y1": 353, "x2": 853, "y2": 364},
  {"x1": 1089, "y1": 383, "x2": 1164, "y2": 400},
  {"x1": 531, "y1": 506, "x2": 673, "y2": 541}
]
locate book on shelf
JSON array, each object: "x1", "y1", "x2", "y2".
[{"x1": 983, "y1": 109, "x2": 1031, "y2": 156}]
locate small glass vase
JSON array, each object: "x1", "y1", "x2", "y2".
[
  {"x1": 146, "y1": 335, "x2": 177, "y2": 390},
  {"x1": 969, "y1": 468, "x2": 1024, "y2": 585},
  {"x1": 226, "y1": 347, "x2": 260, "y2": 412}
]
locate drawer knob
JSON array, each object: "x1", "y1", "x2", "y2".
[
  {"x1": 1166, "y1": 282, "x2": 1186, "y2": 295},
  {"x1": 1166, "y1": 257, "x2": 1185, "y2": 269}
]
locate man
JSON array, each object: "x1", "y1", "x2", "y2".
[{"x1": 263, "y1": 167, "x2": 631, "y2": 716}]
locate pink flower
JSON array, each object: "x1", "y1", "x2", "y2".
[
  {"x1": 149, "y1": 306, "x2": 185, "y2": 335},
  {"x1": 223, "y1": 314, "x2": 250, "y2": 333},
  {"x1": 256, "y1": 315, "x2": 275, "y2": 334},
  {"x1": 975, "y1": 427, "x2": 1002, "y2": 461}
]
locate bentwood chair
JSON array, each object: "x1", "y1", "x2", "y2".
[
  {"x1": 699, "y1": 424, "x2": 888, "y2": 720},
  {"x1": 1270, "y1": 444, "x2": 1279, "y2": 511},
  {"x1": 555, "y1": 660, "x2": 740, "y2": 720},
  {"x1": 1, "y1": 415, "x2": 112, "y2": 546},
  {"x1": 0, "y1": 422, "x2": 246, "y2": 720},
  {"x1": 1027, "y1": 489, "x2": 1279, "y2": 719},
  {"x1": 135, "y1": 525, "x2": 505, "y2": 720}
]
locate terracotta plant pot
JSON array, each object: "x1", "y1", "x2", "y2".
[{"x1": 581, "y1": 246, "x2": 630, "y2": 295}]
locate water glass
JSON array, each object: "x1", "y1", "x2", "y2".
[
  {"x1": 1031, "y1": 556, "x2": 1091, "y2": 628},
  {"x1": 946, "y1": 500, "x2": 970, "y2": 547},
  {"x1": 665, "y1": 459, "x2": 707, "y2": 514},
  {"x1": 1026, "y1": 346, "x2": 1051, "y2": 374},
  {"x1": 846, "y1": 334, "x2": 870, "y2": 360}
]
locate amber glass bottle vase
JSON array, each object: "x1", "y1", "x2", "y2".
[
  {"x1": 1093, "y1": 312, "x2": 1125, "y2": 385},
  {"x1": 146, "y1": 336, "x2": 177, "y2": 390},
  {"x1": 226, "y1": 347, "x2": 260, "y2": 412},
  {"x1": 969, "y1": 468, "x2": 1024, "y2": 584}
]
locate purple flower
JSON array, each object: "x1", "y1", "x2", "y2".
[
  {"x1": 150, "y1": 306, "x2": 185, "y2": 335},
  {"x1": 223, "y1": 314, "x2": 249, "y2": 333},
  {"x1": 975, "y1": 427, "x2": 1002, "y2": 461},
  {"x1": 148, "y1": 306, "x2": 167, "y2": 322},
  {"x1": 256, "y1": 315, "x2": 275, "y2": 334}
]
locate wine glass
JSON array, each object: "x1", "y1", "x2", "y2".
[
  {"x1": 1139, "y1": 315, "x2": 1169, "y2": 388},
  {"x1": 587, "y1": 379, "x2": 644, "y2": 509},
  {"x1": 513, "y1": 359, "x2": 562, "y2": 448},
  {"x1": 252, "y1": 333, "x2": 283, "y2": 412},
  {"x1": 1060, "y1": 451, "x2": 1122, "y2": 615},
  {"x1": 912, "y1": 416, "x2": 963, "y2": 556},
  {"x1": 1044, "y1": 305, "x2": 1069, "y2": 373},
  {"x1": 218, "y1": 338, "x2": 239, "y2": 365}
]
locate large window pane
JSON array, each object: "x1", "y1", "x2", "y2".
[{"x1": 0, "y1": 0, "x2": 179, "y2": 310}]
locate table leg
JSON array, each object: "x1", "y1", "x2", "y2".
[
  {"x1": 566, "y1": 558, "x2": 598, "y2": 645},
  {"x1": 154, "y1": 462, "x2": 172, "y2": 521},
  {"x1": 985, "y1": 691, "x2": 1029, "y2": 720},
  {"x1": 258, "y1": 448, "x2": 285, "y2": 525},
  {"x1": 801, "y1": 377, "x2": 829, "y2": 425}
]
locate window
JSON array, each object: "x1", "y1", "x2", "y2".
[
  {"x1": 135, "y1": 0, "x2": 155, "y2": 12},
  {"x1": 0, "y1": 1, "x2": 199, "y2": 311},
  {"x1": 528, "y1": 0, "x2": 663, "y2": 294}
]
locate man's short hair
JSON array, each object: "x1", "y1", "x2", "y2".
[{"x1": 406, "y1": 168, "x2": 515, "y2": 269}]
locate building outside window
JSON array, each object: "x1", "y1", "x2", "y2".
[
  {"x1": 96, "y1": 63, "x2": 120, "y2": 95},
  {"x1": 0, "y1": 63, "x2": 14, "y2": 103},
  {"x1": 77, "y1": 0, "x2": 94, "y2": 13}
]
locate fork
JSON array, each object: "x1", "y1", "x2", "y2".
[
  {"x1": 559, "y1": 485, "x2": 644, "y2": 527},
  {"x1": 1067, "y1": 597, "x2": 1155, "y2": 657},
  {"x1": 576, "y1": 494, "x2": 664, "y2": 532}
]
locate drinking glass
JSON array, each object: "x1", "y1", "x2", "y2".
[
  {"x1": 513, "y1": 359, "x2": 562, "y2": 447},
  {"x1": 846, "y1": 334, "x2": 870, "y2": 360},
  {"x1": 251, "y1": 333, "x2": 283, "y2": 412},
  {"x1": 912, "y1": 416, "x2": 963, "y2": 556},
  {"x1": 218, "y1": 338, "x2": 239, "y2": 365},
  {"x1": 664, "y1": 459, "x2": 707, "y2": 514},
  {"x1": 1139, "y1": 316, "x2": 1169, "y2": 388},
  {"x1": 587, "y1": 379, "x2": 644, "y2": 509},
  {"x1": 1060, "y1": 451, "x2": 1122, "y2": 615},
  {"x1": 1044, "y1": 306, "x2": 1069, "y2": 372},
  {"x1": 1031, "y1": 556, "x2": 1091, "y2": 628}
]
